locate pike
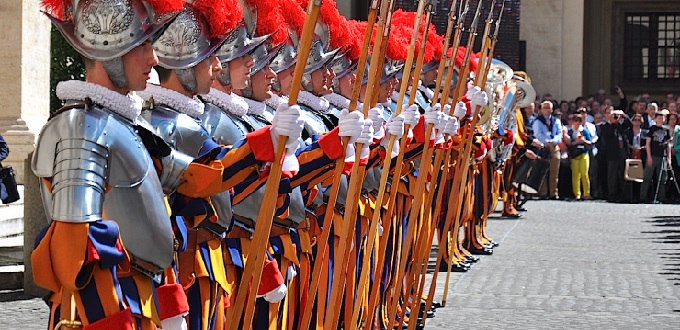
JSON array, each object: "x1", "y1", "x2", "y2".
[
  {"x1": 296, "y1": 1, "x2": 384, "y2": 329},
  {"x1": 323, "y1": 1, "x2": 399, "y2": 328},
  {"x1": 347, "y1": 1, "x2": 440, "y2": 328},
  {"x1": 225, "y1": 1, "x2": 324, "y2": 329},
  {"x1": 440, "y1": 0, "x2": 498, "y2": 307},
  {"x1": 381, "y1": 0, "x2": 454, "y2": 326},
  {"x1": 477, "y1": 1, "x2": 505, "y2": 247}
]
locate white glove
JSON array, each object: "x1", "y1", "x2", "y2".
[
  {"x1": 434, "y1": 115, "x2": 449, "y2": 144},
  {"x1": 160, "y1": 314, "x2": 188, "y2": 330},
  {"x1": 453, "y1": 101, "x2": 467, "y2": 118},
  {"x1": 356, "y1": 118, "x2": 374, "y2": 145},
  {"x1": 272, "y1": 103, "x2": 304, "y2": 152},
  {"x1": 368, "y1": 107, "x2": 386, "y2": 139},
  {"x1": 263, "y1": 283, "x2": 287, "y2": 303},
  {"x1": 378, "y1": 222, "x2": 384, "y2": 237},
  {"x1": 424, "y1": 103, "x2": 444, "y2": 126},
  {"x1": 385, "y1": 113, "x2": 405, "y2": 139},
  {"x1": 471, "y1": 90, "x2": 488, "y2": 109},
  {"x1": 443, "y1": 104, "x2": 451, "y2": 115},
  {"x1": 286, "y1": 264, "x2": 298, "y2": 281},
  {"x1": 402, "y1": 104, "x2": 420, "y2": 127},
  {"x1": 338, "y1": 109, "x2": 364, "y2": 144},
  {"x1": 466, "y1": 85, "x2": 481, "y2": 101},
  {"x1": 444, "y1": 116, "x2": 460, "y2": 136}
]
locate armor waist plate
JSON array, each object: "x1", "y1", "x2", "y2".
[{"x1": 32, "y1": 105, "x2": 175, "y2": 270}]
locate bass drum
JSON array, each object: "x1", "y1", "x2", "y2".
[{"x1": 512, "y1": 157, "x2": 550, "y2": 195}]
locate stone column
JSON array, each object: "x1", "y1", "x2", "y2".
[{"x1": 0, "y1": 0, "x2": 51, "y2": 184}]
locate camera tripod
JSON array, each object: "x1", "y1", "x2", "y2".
[{"x1": 653, "y1": 149, "x2": 680, "y2": 203}]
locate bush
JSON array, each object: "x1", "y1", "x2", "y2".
[{"x1": 50, "y1": 26, "x2": 85, "y2": 114}]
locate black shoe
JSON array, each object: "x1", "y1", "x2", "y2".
[
  {"x1": 501, "y1": 212, "x2": 523, "y2": 218},
  {"x1": 469, "y1": 247, "x2": 493, "y2": 255},
  {"x1": 489, "y1": 240, "x2": 500, "y2": 247},
  {"x1": 439, "y1": 261, "x2": 470, "y2": 272},
  {"x1": 516, "y1": 206, "x2": 527, "y2": 211},
  {"x1": 431, "y1": 301, "x2": 442, "y2": 309},
  {"x1": 466, "y1": 255, "x2": 480, "y2": 263}
]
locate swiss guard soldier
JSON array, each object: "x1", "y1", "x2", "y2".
[
  {"x1": 135, "y1": 1, "x2": 242, "y2": 329},
  {"x1": 33, "y1": 1, "x2": 191, "y2": 329}
]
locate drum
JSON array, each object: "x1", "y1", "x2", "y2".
[{"x1": 512, "y1": 157, "x2": 550, "y2": 195}]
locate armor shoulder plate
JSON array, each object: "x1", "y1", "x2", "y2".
[
  {"x1": 145, "y1": 106, "x2": 210, "y2": 157},
  {"x1": 199, "y1": 103, "x2": 249, "y2": 146}
]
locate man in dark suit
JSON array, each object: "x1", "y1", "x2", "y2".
[{"x1": 0, "y1": 133, "x2": 7, "y2": 163}]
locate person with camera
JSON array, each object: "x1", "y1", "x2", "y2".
[
  {"x1": 640, "y1": 109, "x2": 673, "y2": 203},
  {"x1": 564, "y1": 114, "x2": 593, "y2": 200},
  {"x1": 600, "y1": 107, "x2": 632, "y2": 202}
]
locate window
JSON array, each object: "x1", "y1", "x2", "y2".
[{"x1": 624, "y1": 13, "x2": 680, "y2": 80}]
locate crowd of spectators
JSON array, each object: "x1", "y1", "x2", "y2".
[{"x1": 523, "y1": 88, "x2": 680, "y2": 204}]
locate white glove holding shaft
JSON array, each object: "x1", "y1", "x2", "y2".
[
  {"x1": 424, "y1": 103, "x2": 444, "y2": 126},
  {"x1": 385, "y1": 113, "x2": 405, "y2": 139},
  {"x1": 434, "y1": 114, "x2": 449, "y2": 144},
  {"x1": 466, "y1": 86, "x2": 481, "y2": 101},
  {"x1": 160, "y1": 314, "x2": 188, "y2": 330},
  {"x1": 444, "y1": 116, "x2": 460, "y2": 136},
  {"x1": 272, "y1": 104, "x2": 304, "y2": 152},
  {"x1": 453, "y1": 101, "x2": 467, "y2": 118},
  {"x1": 368, "y1": 107, "x2": 386, "y2": 139},
  {"x1": 402, "y1": 104, "x2": 420, "y2": 127},
  {"x1": 471, "y1": 89, "x2": 489, "y2": 109},
  {"x1": 338, "y1": 109, "x2": 365, "y2": 144}
]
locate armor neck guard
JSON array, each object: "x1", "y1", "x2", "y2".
[
  {"x1": 241, "y1": 96, "x2": 266, "y2": 116},
  {"x1": 264, "y1": 93, "x2": 288, "y2": 110},
  {"x1": 324, "y1": 92, "x2": 350, "y2": 110},
  {"x1": 417, "y1": 80, "x2": 435, "y2": 100},
  {"x1": 202, "y1": 88, "x2": 248, "y2": 117},
  {"x1": 56, "y1": 80, "x2": 142, "y2": 120},
  {"x1": 138, "y1": 84, "x2": 205, "y2": 118},
  {"x1": 298, "y1": 91, "x2": 330, "y2": 113}
]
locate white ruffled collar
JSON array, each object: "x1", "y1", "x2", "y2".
[
  {"x1": 137, "y1": 84, "x2": 205, "y2": 118},
  {"x1": 324, "y1": 92, "x2": 350, "y2": 109},
  {"x1": 56, "y1": 80, "x2": 142, "y2": 121},
  {"x1": 418, "y1": 81, "x2": 435, "y2": 100},
  {"x1": 298, "y1": 91, "x2": 330, "y2": 113},
  {"x1": 241, "y1": 96, "x2": 266, "y2": 115},
  {"x1": 264, "y1": 93, "x2": 289, "y2": 110},
  {"x1": 202, "y1": 88, "x2": 249, "y2": 117}
]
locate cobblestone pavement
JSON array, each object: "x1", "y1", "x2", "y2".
[
  {"x1": 2, "y1": 201, "x2": 680, "y2": 329},
  {"x1": 423, "y1": 200, "x2": 680, "y2": 329}
]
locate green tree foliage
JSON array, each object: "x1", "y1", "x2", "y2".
[{"x1": 50, "y1": 26, "x2": 85, "y2": 113}]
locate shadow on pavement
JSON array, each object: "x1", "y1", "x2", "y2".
[
  {"x1": 0, "y1": 290, "x2": 42, "y2": 303},
  {"x1": 643, "y1": 216, "x2": 680, "y2": 292}
]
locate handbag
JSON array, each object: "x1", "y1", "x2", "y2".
[
  {"x1": 0, "y1": 164, "x2": 20, "y2": 204},
  {"x1": 567, "y1": 144, "x2": 586, "y2": 159}
]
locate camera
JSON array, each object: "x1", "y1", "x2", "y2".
[{"x1": 613, "y1": 115, "x2": 620, "y2": 120}]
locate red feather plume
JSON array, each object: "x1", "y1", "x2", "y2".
[
  {"x1": 279, "y1": 0, "x2": 306, "y2": 37},
  {"x1": 147, "y1": 0, "x2": 185, "y2": 15},
  {"x1": 243, "y1": 0, "x2": 287, "y2": 47},
  {"x1": 191, "y1": 0, "x2": 241, "y2": 38},
  {"x1": 344, "y1": 20, "x2": 362, "y2": 61},
  {"x1": 41, "y1": 0, "x2": 185, "y2": 22},
  {"x1": 390, "y1": 9, "x2": 438, "y2": 63}
]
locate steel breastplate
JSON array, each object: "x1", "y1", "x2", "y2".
[
  {"x1": 415, "y1": 90, "x2": 430, "y2": 112},
  {"x1": 300, "y1": 105, "x2": 334, "y2": 142},
  {"x1": 33, "y1": 104, "x2": 175, "y2": 271},
  {"x1": 141, "y1": 105, "x2": 210, "y2": 157},
  {"x1": 199, "y1": 103, "x2": 250, "y2": 146}
]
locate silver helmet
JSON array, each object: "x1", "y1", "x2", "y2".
[
  {"x1": 46, "y1": 0, "x2": 180, "y2": 62},
  {"x1": 45, "y1": 0, "x2": 181, "y2": 88},
  {"x1": 361, "y1": 57, "x2": 403, "y2": 86},
  {"x1": 153, "y1": 5, "x2": 229, "y2": 70}
]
